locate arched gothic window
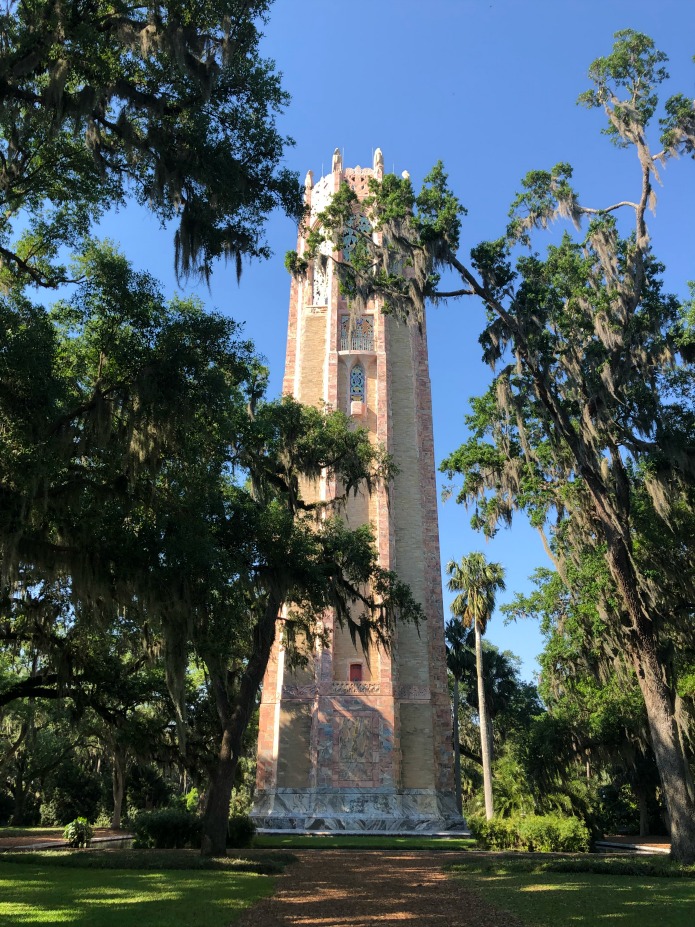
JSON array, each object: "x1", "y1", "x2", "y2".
[{"x1": 350, "y1": 363, "x2": 365, "y2": 403}]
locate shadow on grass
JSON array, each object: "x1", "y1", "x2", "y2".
[
  {"x1": 447, "y1": 857, "x2": 695, "y2": 927},
  {"x1": 0, "y1": 863, "x2": 274, "y2": 927},
  {"x1": 0, "y1": 847, "x2": 296, "y2": 874}
]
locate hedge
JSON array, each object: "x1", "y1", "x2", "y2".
[{"x1": 469, "y1": 813, "x2": 590, "y2": 853}]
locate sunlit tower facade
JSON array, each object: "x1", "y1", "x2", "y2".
[{"x1": 251, "y1": 149, "x2": 461, "y2": 832}]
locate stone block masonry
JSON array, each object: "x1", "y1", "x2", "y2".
[{"x1": 251, "y1": 148, "x2": 465, "y2": 834}]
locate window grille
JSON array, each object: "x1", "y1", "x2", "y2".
[{"x1": 340, "y1": 315, "x2": 374, "y2": 351}]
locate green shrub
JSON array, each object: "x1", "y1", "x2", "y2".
[
  {"x1": 227, "y1": 814, "x2": 256, "y2": 849},
  {"x1": 517, "y1": 814, "x2": 589, "y2": 852},
  {"x1": 124, "y1": 804, "x2": 141, "y2": 825},
  {"x1": 468, "y1": 815, "x2": 517, "y2": 849},
  {"x1": 185, "y1": 788, "x2": 200, "y2": 813},
  {"x1": 40, "y1": 800, "x2": 61, "y2": 827},
  {"x1": 93, "y1": 808, "x2": 113, "y2": 828},
  {"x1": 133, "y1": 808, "x2": 201, "y2": 849},
  {"x1": 63, "y1": 817, "x2": 94, "y2": 848},
  {"x1": 469, "y1": 813, "x2": 589, "y2": 853}
]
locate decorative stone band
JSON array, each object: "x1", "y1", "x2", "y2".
[
  {"x1": 280, "y1": 683, "x2": 430, "y2": 699},
  {"x1": 281, "y1": 685, "x2": 318, "y2": 699},
  {"x1": 396, "y1": 685, "x2": 431, "y2": 700},
  {"x1": 332, "y1": 682, "x2": 381, "y2": 695},
  {"x1": 251, "y1": 786, "x2": 467, "y2": 835}
]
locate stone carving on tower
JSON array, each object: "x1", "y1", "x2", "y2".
[{"x1": 251, "y1": 150, "x2": 464, "y2": 833}]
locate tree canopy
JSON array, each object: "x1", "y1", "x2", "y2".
[
  {"x1": 0, "y1": 1, "x2": 302, "y2": 287},
  {"x1": 300, "y1": 30, "x2": 695, "y2": 861}
]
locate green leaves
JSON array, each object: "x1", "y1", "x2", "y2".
[
  {"x1": 507, "y1": 163, "x2": 578, "y2": 246},
  {"x1": 660, "y1": 93, "x2": 695, "y2": 158},
  {"x1": 446, "y1": 552, "x2": 506, "y2": 634},
  {"x1": 292, "y1": 160, "x2": 466, "y2": 322},
  {"x1": 0, "y1": 1, "x2": 302, "y2": 286},
  {"x1": 415, "y1": 161, "x2": 465, "y2": 251},
  {"x1": 578, "y1": 29, "x2": 669, "y2": 145}
]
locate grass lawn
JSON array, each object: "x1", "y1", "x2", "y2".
[
  {"x1": 0, "y1": 855, "x2": 274, "y2": 926},
  {"x1": 447, "y1": 856, "x2": 695, "y2": 927},
  {"x1": 254, "y1": 833, "x2": 476, "y2": 850}
]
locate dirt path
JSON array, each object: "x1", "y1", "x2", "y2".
[
  {"x1": 235, "y1": 850, "x2": 523, "y2": 926},
  {"x1": 0, "y1": 828, "x2": 128, "y2": 851}
]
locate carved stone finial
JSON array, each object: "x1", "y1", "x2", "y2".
[
  {"x1": 303, "y1": 169, "x2": 313, "y2": 205},
  {"x1": 332, "y1": 147, "x2": 342, "y2": 173},
  {"x1": 373, "y1": 147, "x2": 384, "y2": 174},
  {"x1": 401, "y1": 170, "x2": 410, "y2": 180}
]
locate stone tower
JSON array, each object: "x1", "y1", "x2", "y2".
[{"x1": 251, "y1": 149, "x2": 461, "y2": 832}]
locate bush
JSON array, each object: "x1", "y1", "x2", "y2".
[
  {"x1": 124, "y1": 804, "x2": 141, "y2": 825},
  {"x1": 63, "y1": 817, "x2": 94, "y2": 848},
  {"x1": 39, "y1": 800, "x2": 61, "y2": 827},
  {"x1": 227, "y1": 814, "x2": 256, "y2": 849},
  {"x1": 468, "y1": 815, "x2": 516, "y2": 849},
  {"x1": 469, "y1": 813, "x2": 589, "y2": 853},
  {"x1": 133, "y1": 808, "x2": 201, "y2": 849},
  {"x1": 93, "y1": 808, "x2": 113, "y2": 828}
]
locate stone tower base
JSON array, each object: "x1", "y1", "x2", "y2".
[{"x1": 251, "y1": 787, "x2": 467, "y2": 834}]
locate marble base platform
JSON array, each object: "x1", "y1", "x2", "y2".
[{"x1": 251, "y1": 787, "x2": 468, "y2": 834}]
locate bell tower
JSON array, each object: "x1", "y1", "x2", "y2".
[{"x1": 251, "y1": 149, "x2": 462, "y2": 832}]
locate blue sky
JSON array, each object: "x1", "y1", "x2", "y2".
[{"x1": 98, "y1": 0, "x2": 695, "y2": 680}]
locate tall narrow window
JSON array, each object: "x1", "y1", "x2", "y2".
[
  {"x1": 350, "y1": 363, "x2": 365, "y2": 403},
  {"x1": 349, "y1": 663, "x2": 363, "y2": 682}
]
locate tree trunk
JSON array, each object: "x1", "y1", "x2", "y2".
[
  {"x1": 475, "y1": 621, "x2": 494, "y2": 820},
  {"x1": 201, "y1": 721, "x2": 237, "y2": 857},
  {"x1": 629, "y1": 635, "x2": 695, "y2": 861},
  {"x1": 10, "y1": 785, "x2": 28, "y2": 826},
  {"x1": 486, "y1": 714, "x2": 494, "y2": 765},
  {"x1": 200, "y1": 590, "x2": 282, "y2": 856},
  {"x1": 634, "y1": 785, "x2": 650, "y2": 838},
  {"x1": 601, "y1": 534, "x2": 695, "y2": 863},
  {"x1": 452, "y1": 676, "x2": 462, "y2": 815},
  {"x1": 111, "y1": 748, "x2": 126, "y2": 830}
]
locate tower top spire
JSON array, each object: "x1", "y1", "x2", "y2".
[{"x1": 373, "y1": 147, "x2": 384, "y2": 175}]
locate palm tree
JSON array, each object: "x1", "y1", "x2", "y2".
[
  {"x1": 445, "y1": 616, "x2": 471, "y2": 815},
  {"x1": 446, "y1": 552, "x2": 506, "y2": 820}
]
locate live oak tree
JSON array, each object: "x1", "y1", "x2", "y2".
[
  {"x1": 1, "y1": 244, "x2": 260, "y2": 828},
  {"x1": 299, "y1": 31, "x2": 695, "y2": 861},
  {"x1": 192, "y1": 399, "x2": 422, "y2": 856},
  {"x1": 0, "y1": 0, "x2": 302, "y2": 287},
  {"x1": 504, "y1": 564, "x2": 666, "y2": 836},
  {"x1": 1, "y1": 0, "x2": 421, "y2": 856},
  {"x1": 0, "y1": 575, "x2": 171, "y2": 828},
  {"x1": 0, "y1": 244, "x2": 422, "y2": 854}
]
